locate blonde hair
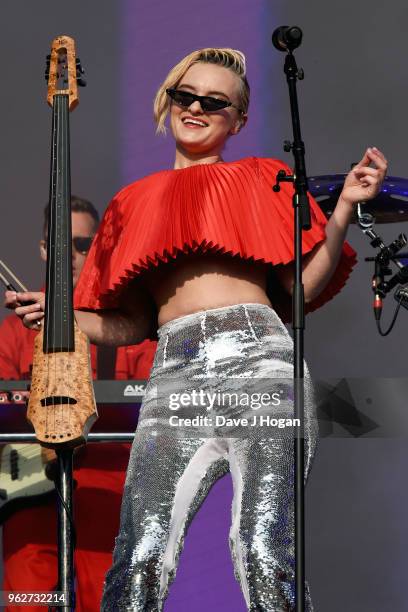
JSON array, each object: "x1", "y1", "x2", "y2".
[{"x1": 153, "y1": 48, "x2": 250, "y2": 135}]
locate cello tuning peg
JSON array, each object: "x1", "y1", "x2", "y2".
[
  {"x1": 76, "y1": 58, "x2": 85, "y2": 72},
  {"x1": 77, "y1": 76, "x2": 87, "y2": 87},
  {"x1": 46, "y1": 54, "x2": 51, "y2": 60}
]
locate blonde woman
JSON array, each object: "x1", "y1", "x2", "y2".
[{"x1": 7, "y1": 48, "x2": 386, "y2": 610}]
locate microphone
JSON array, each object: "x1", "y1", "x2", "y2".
[
  {"x1": 372, "y1": 257, "x2": 384, "y2": 320},
  {"x1": 372, "y1": 273, "x2": 383, "y2": 320},
  {"x1": 272, "y1": 26, "x2": 303, "y2": 52}
]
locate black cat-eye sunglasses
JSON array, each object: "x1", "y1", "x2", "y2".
[{"x1": 166, "y1": 88, "x2": 244, "y2": 114}]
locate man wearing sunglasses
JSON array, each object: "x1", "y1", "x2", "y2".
[
  {"x1": 39, "y1": 196, "x2": 98, "y2": 288},
  {"x1": 0, "y1": 196, "x2": 157, "y2": 612}
]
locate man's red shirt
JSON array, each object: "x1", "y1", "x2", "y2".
[{"x1": 0, "y1": 313, "x2": 156, "y2": 611}]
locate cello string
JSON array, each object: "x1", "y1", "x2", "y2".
[
  {"x1": 45, "y1": 85, "x2": 56, "y2": 440},
  {"x1": 65, "y1": 92, "x2": 70, "y2": 431},
  {"x1": 55, "y1": 92, "x2": 61, "y2": 437},
  {"x1": 51, "y1": 93, "x2": 56, "y2": 437},
  {"x1": 52, "y1": 92, "x2": 59, "y2": 438},
  {"x1": 58, "y1": 93, "x2": 62, "y2": 429},
  {"x1": 62, "y1": 93, "x2": 66, "y2": 431},
  {"x1": 65, "y1": 92, "x2": 72, "y2": 433}
]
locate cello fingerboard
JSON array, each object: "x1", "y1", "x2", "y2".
[{"x1": 44, "y1": 93, "x2": 74, "y2": 353}]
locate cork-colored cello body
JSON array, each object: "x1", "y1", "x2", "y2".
[{"x1": 27, "y1": 36, "x2": 97, "y2": 448}]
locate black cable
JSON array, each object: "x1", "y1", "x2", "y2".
[
  {"x1": 47, "y1": 478, "x2": 77, "y2": 612},
  {"x1": 54, "y1": 478, "x2": 77, "y2": 549},
  {"x1": 375, "y1": 297, "x2": 402, "y2": 336}
]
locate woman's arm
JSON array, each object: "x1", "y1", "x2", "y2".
[
  {"x1": 275, "y1": 147, "x2": 387, "y2": 302},
  {"x1": 4, "y1": 281, "x2": 154, "y2": 346}
]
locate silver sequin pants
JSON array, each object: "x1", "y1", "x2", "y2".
[{"x1": 101, "y1": 304, "x2": 318, "y2": 611}]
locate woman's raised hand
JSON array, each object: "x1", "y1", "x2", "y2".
[{"x1": 340, "y1": 147, "x2": 387, "y2": 206}]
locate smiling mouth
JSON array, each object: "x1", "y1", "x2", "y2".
[{"x1": 182, "y1": 118, "x2": 208, "y2": 128}]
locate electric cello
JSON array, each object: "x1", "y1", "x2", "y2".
[
  {"x1": 27, "y1": 34, "x2": 96, "y2": 444},
  {"x1": 27, "y1": 35, "x2": 95, "y2": 611}
]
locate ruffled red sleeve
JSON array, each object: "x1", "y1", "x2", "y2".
[{"x1": 74, "y1": 157, "x2": 356, "y2": 325}]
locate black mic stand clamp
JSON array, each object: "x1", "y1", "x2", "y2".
[
  {"x1": 361, "y1": 215, "x2": 408, "y2": 297},
  {"x1": 377, "y1": 233, "x2": 408, "y2": 295},
  {"x1": 358, "y1": 210, "x2": 408, "y2": 333}
]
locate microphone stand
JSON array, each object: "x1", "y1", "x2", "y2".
[
  {"x1": 272, "y1": 35, "x2": 311, "y2": 612},
  {"x1": 55, "y1": 450, "x2": 75, "y2": 612}
]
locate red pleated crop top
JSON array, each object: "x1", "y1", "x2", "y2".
[{"x1": 73, "y1": 157, "x2": 357, "y2": 332}]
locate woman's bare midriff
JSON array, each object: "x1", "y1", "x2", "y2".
[{"x1": 142, "y1": 253, "x2": 272, "y2": 327}]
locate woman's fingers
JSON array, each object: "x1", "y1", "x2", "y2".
[
  {"x1": 350, "y1": 148, "x2": 387, "y2": 192},
  {"x1": 367, "y1": 147, "x2": 387, "y2": 173},
  {"x1": 358, "y1": 175, "x2": 378, "y2": 188},
  {"x1": 369, "y1": 146, "x2": 387, "y2": 165},
  {"x1": 354, "y1": 152, "x2": 370, "y2": 170},
  {"x1": 354, "y1": 147, "x2": 387, "y2": 173},
  {"x1": 353, "y1": 166, "x2": 381, "y2": 179}
]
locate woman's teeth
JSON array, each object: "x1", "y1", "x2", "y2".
[{"x1": 183, "y1": 119, "x2": 207, "y2": 127}]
